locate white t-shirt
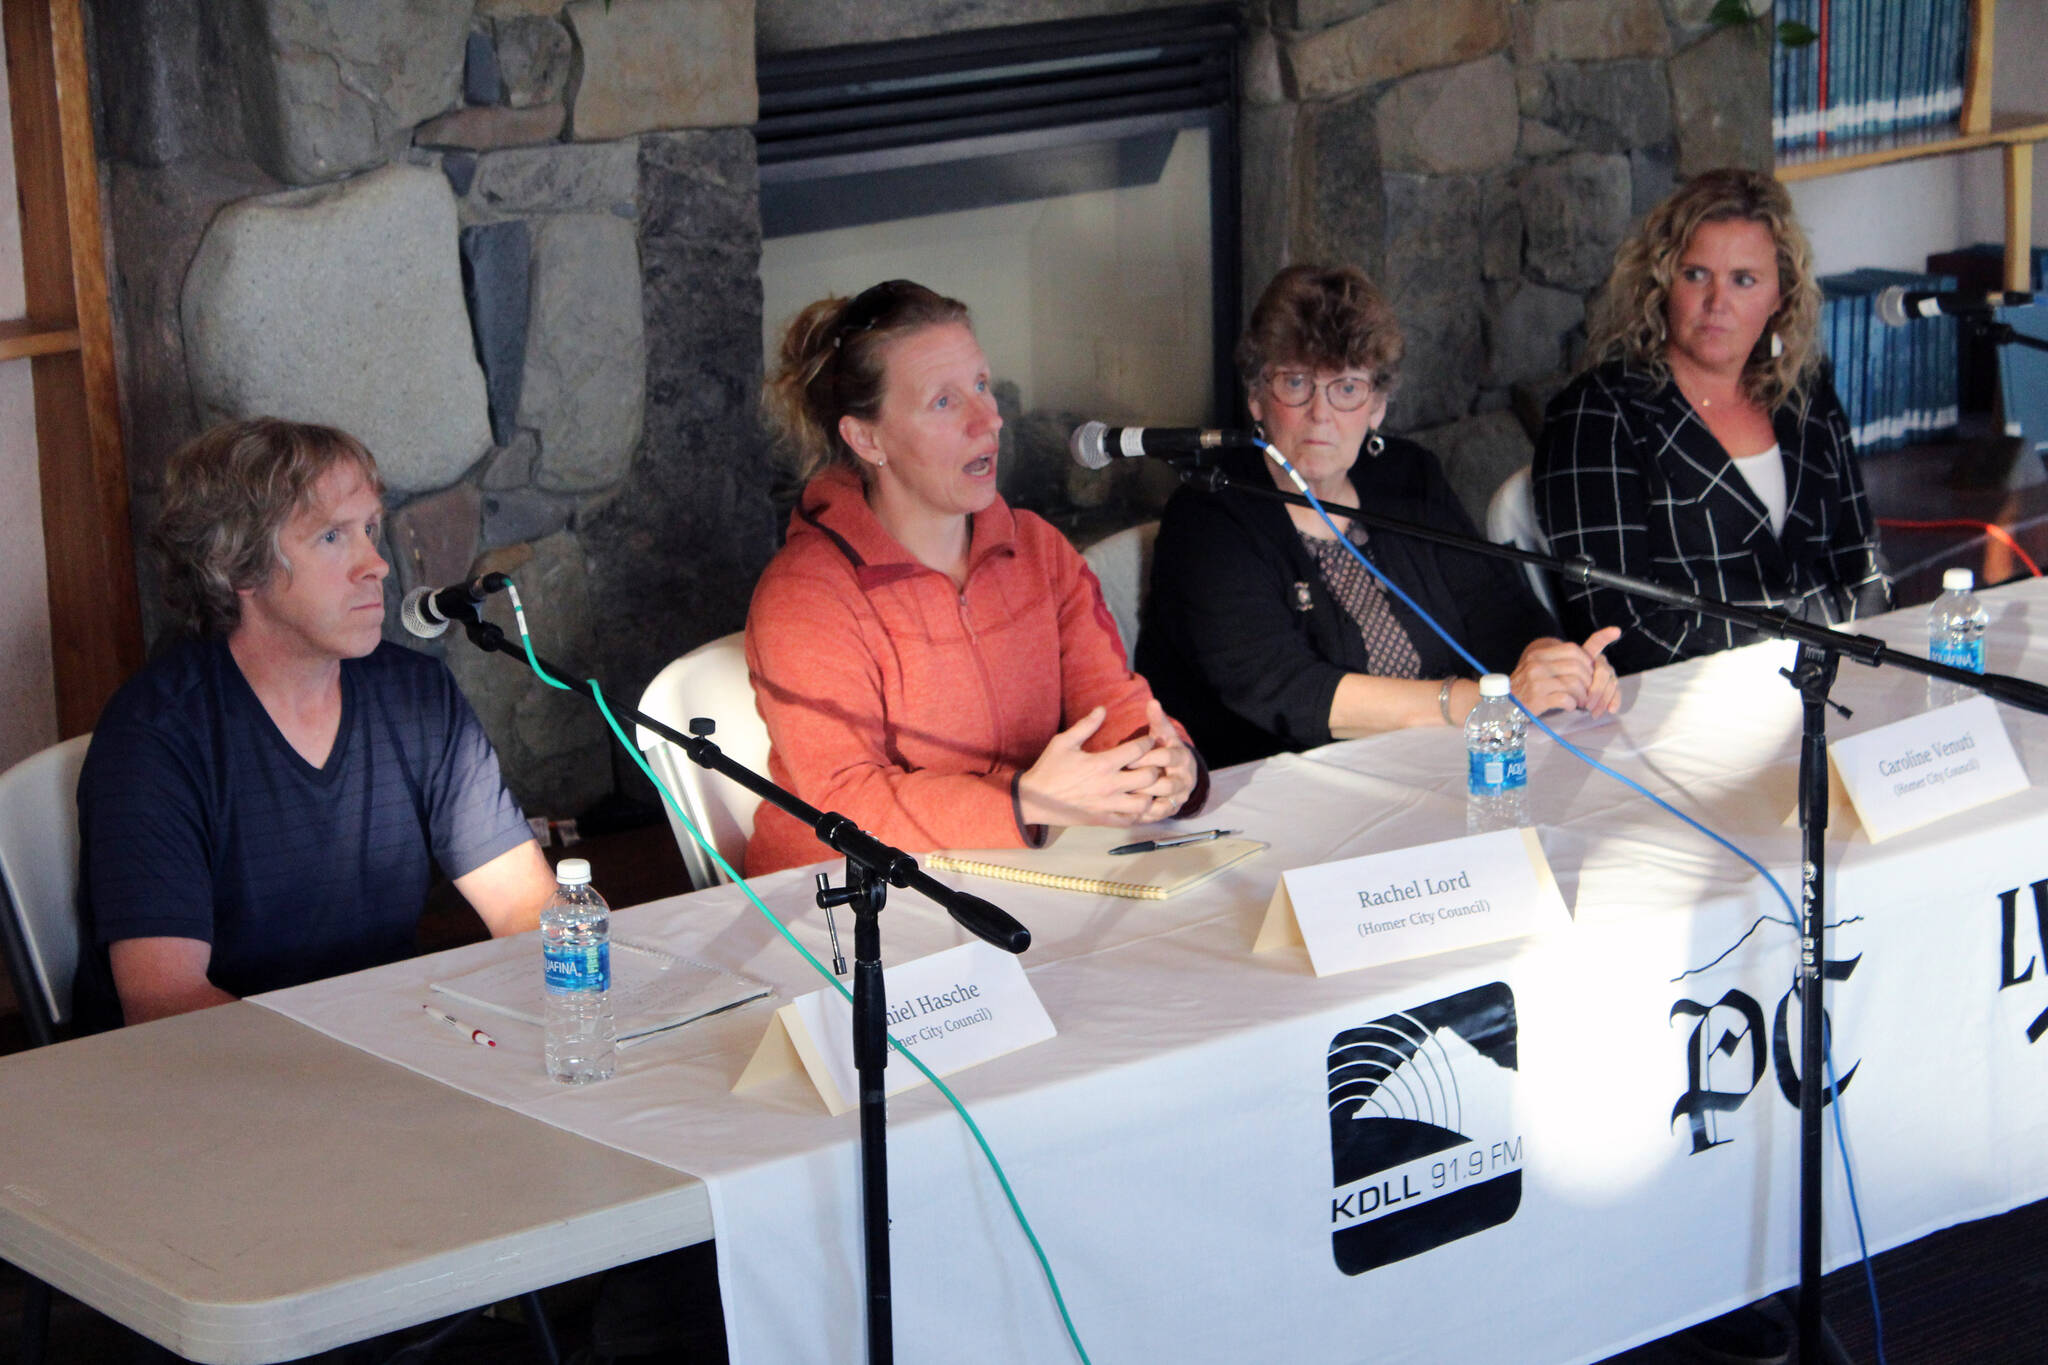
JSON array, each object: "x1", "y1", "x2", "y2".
[{"x1": 1730, "y1": 444, "x2": 1788, "y2": 538}]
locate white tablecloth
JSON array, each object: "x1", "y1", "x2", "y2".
[{"x1": 259, "y1": 580, "x2": 2048, "y2": 1364}]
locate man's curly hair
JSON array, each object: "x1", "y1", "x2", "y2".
[{"x1": 154, "y1": 419, "x2": 382, "y2": 637}]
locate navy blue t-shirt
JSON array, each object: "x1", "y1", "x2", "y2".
[{"x1": 72, "y1": 638, "x2": 533, "y2": 1030}]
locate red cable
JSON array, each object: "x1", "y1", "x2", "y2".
[{"x1": 1877, "y1": 517, "x2": 2045, "y2": 578}]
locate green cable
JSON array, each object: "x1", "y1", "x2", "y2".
[{"x1": 502, "y1": 588, "x2": 1094, "y2": 1364}]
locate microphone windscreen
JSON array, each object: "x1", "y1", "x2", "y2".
[
  {"x1": 1874, "y1": 285, "x2": 1910, "y2": 329},
  {"x1": 398, "y1": 586, "x2": 449, "y2": 640},
  {"x1": 1069, "y1": 421, "x2": 1112, "y2": 471}
]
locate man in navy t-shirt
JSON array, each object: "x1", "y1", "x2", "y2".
[{"x1": 72, "y1": 419, "x2": 553, "y2": 1030}]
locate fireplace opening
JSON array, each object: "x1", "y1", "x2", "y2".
[{"x1": 756, "y1": 6, "x2": 1242, "y2": 533}]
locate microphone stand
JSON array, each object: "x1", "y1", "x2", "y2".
[
  {"x1": 1961, "y1": 313, "x2": 2048, "y2": 356},
  {"x1": 1168, "y1": 455, "x2": 2048, "y2": 1362},
  {"x1": 440, "y1": 610, "x2": 1031, "y2": 1365}
]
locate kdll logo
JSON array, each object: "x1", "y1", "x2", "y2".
[{"x1": 1327, "y1": 981, "x2": 1523, "y2": 1276}]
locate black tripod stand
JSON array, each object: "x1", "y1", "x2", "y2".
[
  {"x1": 436, "y1": 595, "x2": 1030, "y2": 1365},
  {"x1": 1164, "y1": 455, "x2": 2048, "y2": 1361}
]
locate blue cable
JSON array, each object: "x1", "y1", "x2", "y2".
[
  {"x1": 1825, "y1": 1021, "x2": 1887, "y2": 1364},
  {"x1": 1258, "y1": 438, "x2": 1887, "y2": 1358},
  {"x1": 499, "y1": 586, "x2": 1094, "y2": 1365}
]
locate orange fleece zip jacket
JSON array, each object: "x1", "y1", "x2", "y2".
[{"x1": 743, "y1": 467, "x2": 1205, "y2": 876}]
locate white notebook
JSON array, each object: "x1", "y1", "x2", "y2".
[{"x1": 432, "y1": 940, "x2": 773, "y2": 1048}]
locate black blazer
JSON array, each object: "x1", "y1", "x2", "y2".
[
  {"x1": 1135, "y1": 437, "x2": 1557, "y2": 769},
  {"x1": 1532, "y1": 362, "x2": 1891, "y2": 675}
]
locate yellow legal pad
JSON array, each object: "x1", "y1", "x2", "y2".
[{"x1": 923, "y1": 825, "x2": 1268, "y2": 900}]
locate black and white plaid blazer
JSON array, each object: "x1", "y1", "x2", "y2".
[{"x1": 1533, "y1": 361, "x2": 1891, "y2": 675}]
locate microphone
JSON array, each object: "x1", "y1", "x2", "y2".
[
  {"x1": 1068, "y1": 421, "x2": 1260, "y2": 470},
  {"x1": 400, "y1": 572, "x2": 511, "y2": 639},
  {"x1": 1876, "y1": 285, "x2": 2034, "y2": 326}
]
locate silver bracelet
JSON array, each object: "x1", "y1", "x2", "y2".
[{"x1": 1438, "y1": 677, "x2": 1457, "y2": 726}]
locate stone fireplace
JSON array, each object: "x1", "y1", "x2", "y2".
[{"x1": 87, "y1": 0, "x2": 1766, "y2": 818}]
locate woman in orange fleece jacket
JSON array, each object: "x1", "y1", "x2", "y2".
[{"x1": 743, "y1": 279, "x2": 1207, "y2": 877}]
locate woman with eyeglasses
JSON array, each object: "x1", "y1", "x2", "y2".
[
  {"x1": 742, "y1": 279, "x2": 1206, "y2": 877},
  {"x1": 1134, "y1": 264, "x2": 1620, "y2": 769}
]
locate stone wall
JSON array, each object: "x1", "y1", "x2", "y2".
[
  {"x1": 1246, "y1": 0, "x2": 1770, "y2": 522},
  {"x1": 88, "y1": 0, "x2": 1768, "y2": 819},
  {"x1": 90, "y1": 0, "x2": 768, "y2": 818}
]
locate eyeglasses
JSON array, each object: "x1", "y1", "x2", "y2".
[{"x1": 1263, "y1": 370, "x2": 1377, "y2": 413}]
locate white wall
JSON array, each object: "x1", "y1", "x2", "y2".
[
  {"x1": 1791, "y1": 3, "x2": 2048, "y2": 278},
  {"x1": 0, "y1": 18, "x2": 58, "y2": 774}
]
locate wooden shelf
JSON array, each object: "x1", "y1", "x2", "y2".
[
  {"x1": 0, "y1": 318, "x2": 80, "y2": 362},
  {"x1": 1775, "y1": 112, "x2": 2048, "y2": 182}
]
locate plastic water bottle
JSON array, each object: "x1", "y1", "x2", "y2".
[
  {"x1": 1465, "y1": 673, "x2": 1529, "y2": 834},
  {"x1": 1927, "y1": 567, "x2": 1989, "y2": 709},
  {"x1": 543, "y1": 858, "x2": 614, "y2": 1084}
]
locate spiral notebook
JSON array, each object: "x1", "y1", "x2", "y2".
[
  {"x1": 431, "y1": 939, "x2": 772, "y2": 1048},
  {"x1": 923, "y1": 826, "x2": 1268, "y2": 900}
]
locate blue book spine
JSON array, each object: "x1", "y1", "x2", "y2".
[
  {"x1": 1800, "y1": 0, "x2": 1823, "y2": 147},
  {"x1": 1904, "y1": 0, "x2": 1930, "y2": 130},
  {"x1": 1774, "y1": 0, "x2": 1805, "y2": 149},
  {"x1": 1935, "y1": 274, "x2": 1959, "y2": 439},
  {"x1": 1887, "y1": 0, "x2": 1910, "y2": 133},
  {"x1": 1936, "y1": 0, "x2": 1964, "y2": 124},
  {"x1": 1820, "y1": 271, "x2": 1876, "y2": 450},
  {"x1": 1788, "y1": 0, "x2": 1817, "y2": 148},
  {"x1": 1858, "y1": 269, "x2": 1905, "y2": 450},
  {"x1": 1819, "y1": 276, "x2": 1854, "y2": 442},
  {"x1": 1772, "y1": 12, "x2": 1789, "y2": 148},
  {"x1": 1841, "y1": 0, "x2": 1867, "y2": 140}
]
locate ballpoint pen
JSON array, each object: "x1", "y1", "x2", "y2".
[
  {"x1": 1108, "y1": 828, "x2": 1239, "y2": 856},
  {"x1": 422, "y1": 1003, "x2": 498, "y2": 1048}
]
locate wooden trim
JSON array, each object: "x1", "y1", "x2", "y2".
[
  {"x1": 1775, "y1": 112, "x2": 2048, "y2": 182},
  {"x1": 4, "y1": 0, "x2": 70, "y2": 319},
  {"x1": 0, "y1": 319, "x2": 80, "y2": 361},
  {"x1": 2005, "y1": 141, "x2": 2034, "y2": 293},
  {"x1": 4, "y1": 0, "x2": 142, "y2": 738},
  {"x1": 47, "y1": 0, "x2": 123, "y2": 504},
  {"x1": 1962, "y1": 0, "x2": 1996, "y2": 136}
]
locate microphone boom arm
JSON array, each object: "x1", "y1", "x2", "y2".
[
  {"x1": 1171, "y1": 459, "x2": 2048, "y2": 715},
  {"x1": 443, "y1": 615, "x2": 1031, "y2": 954}
]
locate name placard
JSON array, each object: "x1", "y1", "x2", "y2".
[
  {"x1": 735, "y1": 940, "x2": 1055, "y2": 1116},
  {"x1": 1826, "y1": 696, "x2": 2029, "y2": 843},
  {"x1": 1254, "y1": 827, "x2": 1570, "y2": 977}
]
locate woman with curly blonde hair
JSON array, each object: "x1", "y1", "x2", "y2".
[{"x1": 1534, "y1": 168, "x2": 1889, "y2": 674}]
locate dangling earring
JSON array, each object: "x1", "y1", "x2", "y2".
[
  {"x1": 1769, "y1": 331, "x2": 1784, "y2": 358},
  {"x1": 1365, "y1": 430, "x2": 1386, "y2": 458}
]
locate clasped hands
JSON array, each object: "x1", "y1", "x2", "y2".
[
  {"x1": 1018, "y1": 699, "x2": 1197, "y2": 829},
  {"x1": 1508, "y1": 625, "x2": 1623, "y2": 717}
]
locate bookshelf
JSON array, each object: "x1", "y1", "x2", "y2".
[{"x1": 1773, "y1": 0, "x2": 2044, "y2": 292}]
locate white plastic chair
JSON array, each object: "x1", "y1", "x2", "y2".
[
  {"x1": 1081, "y1": 520, "x2": 1161, "y2": 668},
  {"x1": 0, "y1": 732, "x2": 90, "y2": 1362},
  {"x1": 1484, "y1": 465, "x2": 1559, "y2": 618},
  {"x1": 636, "y1": 633, "x2": 770, "y2": 888},
  {"x1": 0, "y1": 733, "x2": 91, "y2": 1048}
]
